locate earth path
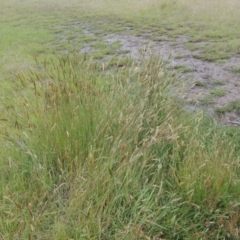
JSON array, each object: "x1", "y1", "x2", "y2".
[{"x1": 55, "y1": 21, "x2": 240, "y2": 124}]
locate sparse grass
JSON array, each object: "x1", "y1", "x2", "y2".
[
  {"x1": 92, "y1": 48, "x2": 116, "y2": 59},
  {"x1": 215, "y1": 99, "x2": 240, "y2": 113},
  {"x1": 231, "y1": 66, "x2": 240, "y2": 73},
  {"x1": 89, "y1": 41, "x2": 109, "y2": 49},
  {"x1": 107, "y1": 56, "x2": 133, "y2": 68},
  {"x1": 196, "y1": 49, "x2": 230, "y2": 62},
  {"x1": 210, "y1": 88, "x2": 227, "y2": 97},
  {"x1": 185, "y1": 42, "x2": 199, "y2": 52},
  {"x1": 213, "y1": 80, "x2": 226, "y2": 86},
  {"x1": 174, "y1": 54, "x2": 185, "y2": 59},
  {"x1": 173, "y1": 64, "x2": 194, "y2": 73},
  {"x1": 150, "y1": 35, "x2": 165, "y2": 42},
  {"x1": 200, "y1": 96, "x2": 215, "y2": 105},
  {"x1": 111, "y1": 40, "x2": 122, "y2": 50},
  {"x1": 195, "y1": 80, "x2": 207, "y2": 87}
]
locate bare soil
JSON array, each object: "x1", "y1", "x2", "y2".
[{"x1": 54, "y1": 21, "x2": 240, "y2": 125}]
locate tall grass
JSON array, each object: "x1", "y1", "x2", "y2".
[{"x1": 1, "y1": 53, "x2": 240, "y2": 239}]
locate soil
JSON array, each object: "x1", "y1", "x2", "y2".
[{"x1": 54, "y1": 21, "x2": 240, "y2": 125}]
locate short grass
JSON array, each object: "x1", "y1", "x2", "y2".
[
  {"x1": 213, "y1": 80, "x2": 226, "y2": 86},
  {"x1": 215, "y1": 99, "x2": 240, "y2": 113},
  {"x1": 231, "y1": 66, "x2": 240, "y2": 74},
  {"x1": 195, "y1": 80, "x2": 207, "y2": 87},
  {"x1": 173, "y1": 65, "x2": 194, "y2": 73},
  {"x1": 210, "y1": 88, "x2": 227, "y2": 97},
  {"x1": 200, "y1": 96, "x2": 215, "y2": 105}
]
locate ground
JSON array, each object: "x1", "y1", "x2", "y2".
[{"x1": 53, "y1": 18, "x2": 240, "y2": 125}]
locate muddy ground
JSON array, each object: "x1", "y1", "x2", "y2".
[{"x1": 54, "y1": 21, "x2": 240, "y2": 125}]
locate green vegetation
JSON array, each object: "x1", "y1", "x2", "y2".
[
  {"x1": 173, "y1": 65, "x2": 194, "y2": 73},
  {"x1": 231, "y1": 66, "x2": 240, "y2": 74},
  {"x1": 195, "y1": 80, "x2": 207, "y2": 87},
  {"x1": 2, "y1": 53, "x2": 240, "y2": 239},
  {"x1": 213, "y1": 80, "x2": 226, "y2": 86},
  {"x1": 1, "y1": 0, "x2": 240, "y2": 239},
  {"x1": 210, "y1": 88, "x2": 227, "y2": 97},
  {"x1": 215, "y1": 99, "x2": 240, "y2": 113},
  {"x1": 200, "y1": 96, "x2": 215, "y2": 105}
]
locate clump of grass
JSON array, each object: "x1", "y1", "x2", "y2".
[
  {"x1": 173, "y1": 64, "x2": 193, "y2": 73},
  {"x1": 1, "y1": 53, "x2": 240, "y2": 239},
  {"x1": 200, "y1": 96, "x2": 215, "y2": 105},
  {"x1": 195, "y1": 80, "x2": 207, "y2": 87},
  {"x1": 174, "y1": 54, "x2": 185, "y2": 59},
  {"x1": 110, "y1": 40, "x2": 122, "y2": 50},
  {"x1": 231, "y1": 66, "x2": 240, "y2": 73},
  {"x1": 185, "y1": 42, "x2": 199, "y2": 51},
  {"x1": 89, "y1": 41, "x2": 108, "y2": 49},
  {"x1": 215, "y1": 99, "x2": 240, "y2": 113},
  {"x1": 210, "y1": 88, "x2": 227, "y2": 97},
  {"x1": 213, "y1": 80, "x2": 225, "y2": 86},
  {"x1": 195, "y1": 49, "x2": 230, "y2": 62},
  {"x1": 107, "y1": 56, "x2": 133, "y2": 68}
]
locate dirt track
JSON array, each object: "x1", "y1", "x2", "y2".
[{"x1": 55, "y1": 21, "x2": 240, "y2": 124}]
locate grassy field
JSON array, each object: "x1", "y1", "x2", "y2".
[{"x1": 1, "y1": 0, "x2": 240, "y2": 239}]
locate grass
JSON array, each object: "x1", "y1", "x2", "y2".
[
  {"x1": 231, "y1": 66, "x2": 240, "y2": 73},
  {"x1": 210, "y1": 88, "x2": 227, "y2": 97},
  {"x1": 195, "y1": 80, "x2": 207, "y2": 87},
  {"x1": 2, "y1": 53, "x2": 240, "y2": 239},
  {"x1": 215, "y1": 99, "x2": 240, "y2": 113},
  {"x1": 200, "y1": 96, "x2": 215, "y2": 105},
  {"x1": 173, "y1": 65, "x2": 194, "y2": 73},
  {"x1": 213, "y1": 80, "x2": 226, "y2": 86},
  {"x1": 1, "y1": 0, "x2": 240, "y2": 239}
]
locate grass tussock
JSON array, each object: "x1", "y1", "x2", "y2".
[{"x1": 1, "y1": 53, "x2": 240, "y2": 239}]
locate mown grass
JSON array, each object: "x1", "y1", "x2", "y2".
[{"x1": 1, "y1": 0, "x2": 240, "y2": 239}]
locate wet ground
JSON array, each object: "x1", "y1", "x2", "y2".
[{"x1": 54, "y1": 21, "x2": 240, "y2": 125}]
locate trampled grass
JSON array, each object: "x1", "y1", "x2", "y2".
[{"x1": 1, "y1": 0, "x2": 240, "y2": 239}]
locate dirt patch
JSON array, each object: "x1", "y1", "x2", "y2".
[{"x1": 54, "y1": 21, "x2": 240, "y2": 125}]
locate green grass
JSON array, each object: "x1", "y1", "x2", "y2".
[
  {"x1": 195, "y1": 80, "x2": 207, "y2": 87},
  {"x1": 200, "y1": 96, "x2": 215, "y2": 105},
  {"x1": 210, "y1": 88, "x2": 227, "y2": 97},
  {"x1": 1, "y1": 0, "x2": 240, "y2": 239},
  {"x1": 213, "y1": 80, "x2": 226, "y2": 86},
  {"x1": 231, "y1": 66, "x2": 240, "y2": 73},
  {"x1": 215, "y1": 99, "x2": 240, "y2": 113},
  {"x1": 173, "y1": 65, "x2": 194, "y2": 73},
  {"x1": 2, "y1": 53, "x2": 240, "y2": 239}
]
